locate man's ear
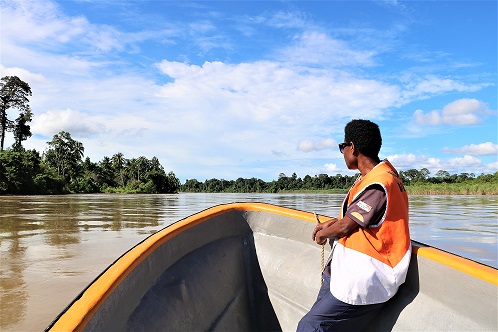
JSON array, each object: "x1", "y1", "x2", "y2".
[{"x1": 350, "y1": 142, "x2": 359, "y2": 156}]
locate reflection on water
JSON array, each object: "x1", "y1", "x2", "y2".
[
  {"x1": 0, "y1": 194, "x2": 166, "y2": 331},
  {"x1": 0, "y1": 193, "x2": 496, "y2": 331},
  {"x1": 409, "y1": 195, "x2": 498, "y2": 267}
]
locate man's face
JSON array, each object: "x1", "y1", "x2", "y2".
[{"x1": 342, "y1": 141, "x2": 357, "y2": 170}]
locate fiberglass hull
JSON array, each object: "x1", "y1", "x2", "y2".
[{"x1": 46, "y1": 203, "x2": 498, "y2": 331}]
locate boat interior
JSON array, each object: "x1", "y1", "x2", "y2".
[{"x1": 47, "y1": 203, "x2": 498, "y2": 331}]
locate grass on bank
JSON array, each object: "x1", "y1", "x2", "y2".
[
  {"x1": 277, "y1": 189, "x2": 348, "y2": 194},
  {"x1": 279, "y1": 183, "x2": 497, "y2": 195},
  {"x1": 406, "y1": 182, "x2": 497, "y2": 195}
]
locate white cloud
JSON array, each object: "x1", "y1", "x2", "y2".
[
  {"x1": 385, "y1": 153, "x2": 422, "y2": 169},
  {"x1": 413, "y1": 98, "x2": 489, "y2": 126},
  {"x1": 485, "y1": 161, "x2": 498, "y2": 173},
  {"x1": 425, "y1": 157, "x2": 443, "y2": 170},
  {"x1": 386, "y1": 153, "x2": 493, "y2": 175},
  {"x1": 1, "y1": 0, "x2": 116, "y2": 51},
  {"x1": 279, "y1": 31, "x2": 376, "y2": 67},
  {"x1": 156, "y1": 60, "x2": 399, "y2": 127},
  {"x1": 0, "y1": 65, "x2": 47, "y2": 85},
  {"x1": 402, "y1": 76, "x2": 482, "y2": 102},
  {"x1": 297, "y1": 138, "x2": 336, "y2": 152},
  {"x1": 0, "y1": 0, "x2": 178, "y2": 72},
  {"x1": 31, "y1": 108, "x2": 106, "y2": 137},
  {"x1": 323, "y1": 163, "x2": 340, "y2": 173},
  {"x1": 444, "y1": 142, "x2": 498, "y2": 156},
  {"x1": 447, "y1": 155, "x2": 482, "y2": 168}
]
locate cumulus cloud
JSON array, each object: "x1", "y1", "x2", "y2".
[
  {"x1": 443, "y1": 142, "x2": 498, "y2": 156},
  {"x1": 386, "y1": 153, "x2": 493, "y2": 174},
  {"x1": 385, "y1": 153, "x2": 420, "y2": 169},
  {"x1": 297, "y1": 138, "x2": 336, "y2": 152},
  {"x1": 0, "y1": 65, "x2": 47, "y2": 85},
  {"x1": 323, "y1": 163, "x2": 340, "y2": 173},
  {"x1": 485, "y1": 161, "x2": 498, "y2": 172},
  {"x1": 413, "y1": 98, "x2": 489, "y2": 126},
  {"x1": 156, "y1": 60, "x2": 399, "y2": 127},
  {"x1": 447, "y1": 155, "x2": 482, "y2": 168},
  {"x1": 31, "y1": 109, "x2": 106, "y2": 137}
]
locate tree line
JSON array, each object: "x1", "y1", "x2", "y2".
[
  {"x1": 397, "y1": 168, "x2": 497, "y2": 185},
  {"x1": 180, "y1": 169, "x2": 497, "y2": 194},
  {"x1": 181, "y1": 173, "x2": 358, "y2": 193}
]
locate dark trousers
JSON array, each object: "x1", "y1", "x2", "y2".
[{"x1": 297, "y1": 275, "x2": 385, "y2": 332}]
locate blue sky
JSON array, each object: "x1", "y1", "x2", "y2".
[{"x1": 1, "y1": 0, "x2": 496, "y2": 182}]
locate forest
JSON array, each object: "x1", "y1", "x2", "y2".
[
  {"x1": 180, "y1": 170, "x2": 498, "y2": 195},
  {"x1": 1, "y1": 75, "x2": 496, "y2": 195},
  {"x1": 0, "y1": 132, "x2": 181, "y2": 195}
]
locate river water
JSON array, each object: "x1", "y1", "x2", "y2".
[{"x1": 1, "y1": 193, "x2": 497, "y2": 331}]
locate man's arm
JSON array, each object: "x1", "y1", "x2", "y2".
[
  {"x1": 312, "y1": 185, "x2": 387, "y2": 245},
  {"x1": 312, "y1": 217, "x2": 359, "y2": 245}
]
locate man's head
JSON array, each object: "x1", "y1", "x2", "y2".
[{"x1": 344, "y1": 119, "x2": 382, "y2": 161}]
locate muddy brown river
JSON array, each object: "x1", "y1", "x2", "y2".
[{"x1": 1, "y1": 193, "x2": 496, "y2": 331}]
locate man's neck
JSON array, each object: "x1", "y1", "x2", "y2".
[{"x1": 357, "y1": 156, "x2": 380, "y2": 177}]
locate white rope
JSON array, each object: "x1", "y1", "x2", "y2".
[{"x1": 314, "y1": 212, "x2": 325, "y2": 285}]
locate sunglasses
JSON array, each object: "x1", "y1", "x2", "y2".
[{"x1": 338, "y1": 142, "x2": 352, "y2": 154}]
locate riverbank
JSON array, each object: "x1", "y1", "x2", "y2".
[
  {"x1": 272, "y1": 183, "x2": 497, "y2": 195},
  {"x1": 406, "y1": 183, "x2": 498, "y2": 195}
]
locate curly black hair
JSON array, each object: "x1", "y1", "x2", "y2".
[{"x1": 344, "y1": 119, "x2": 382, "y2": 161}]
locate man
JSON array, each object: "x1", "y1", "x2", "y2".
[{"x1": 297, "y1": 119, "x2": 411, "y2": 331}]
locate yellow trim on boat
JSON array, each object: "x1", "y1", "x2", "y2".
[{"x1": 413, "y1": 244, "x2": 498, "y2": 286}]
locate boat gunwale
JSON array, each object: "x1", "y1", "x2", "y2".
[
  {"x1": 412, "y1": 241, "x2": 498, "y2": 285},
  {"x1": 45, "y1": 202, "x2": 498, "y2": 331}
]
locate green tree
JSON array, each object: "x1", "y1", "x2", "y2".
[
  {"x1": 316, "y1": 174, "x2": 331, "y2": 189},
  {"x1": 454, "y1": 172, "x2": 475, "y2": 183},
  {"x1": 144, "y1": 156, "x2": 167, "y2": 193},
  {"x1": 126, "y1": 156, "x2": 150, "y2": 183},
  {"x1": 12, "y1": 109, "x2": 33, "y2": 151},
  {"x1": 277, "y1": 173, "x2": 290, "y2": 190},
  {"x1": 0, "y1": 149, "x2": 45, "y2": 194},
  {"x1": 164, "y1": 171, "x2": 181, "y2": 193},
  {"x1": 420, "y1": 168, "x2": 430, "y2": 182},
  {"x1": 44, "y1": 131, "x2": 85, "y2": 181},
  {"x1": 400, "y1": 169, "x2": 423, "y2": 185},
  {"x1": 112, "y1": 152, "x2": 125, "y2": 187},
  {"x1": 183, "y1": 178, "x2": 202, "y2": 192},
  {"x1": 69, "y1": 156, "x2": 100, "y2": 193},
  {"x1": 97, "y1": 156, "x2": 115, "y2": 189},
  {"x1": 0, "y1": 76, "x2": 32, "y2": 151},
  {"x1": 205, "y1": 178, "x2": 222, "y2": 192},
  {"x1": 435, "y1": 170, "x2": 450, "y2": 180}
]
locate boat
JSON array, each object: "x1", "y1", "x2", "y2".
[{"x1": 46, "y1": 202, "x2": 498, "y2": 331}]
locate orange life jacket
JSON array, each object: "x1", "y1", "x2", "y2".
[{"x1": 329, "y1": 160, "x2": 411, "y2": 305}]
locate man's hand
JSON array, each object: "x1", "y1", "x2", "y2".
[
  {"x1": 312, "y1": 218, "x2": 336, "y2": 245},
  {"x1": 312, "y1": 216, "x2": 359, "y2": 245}
]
